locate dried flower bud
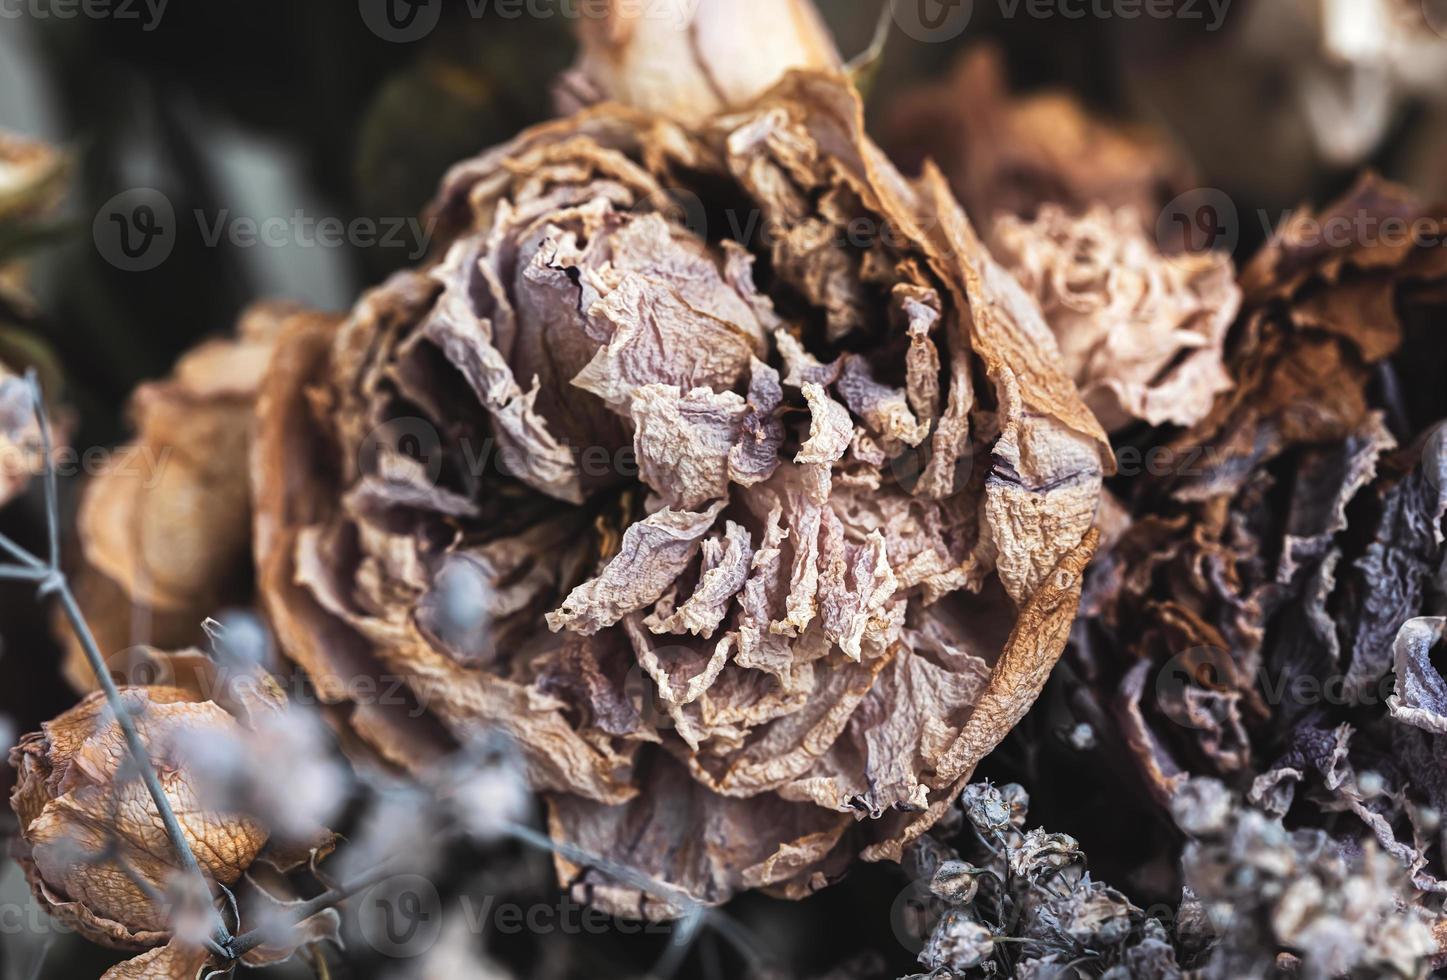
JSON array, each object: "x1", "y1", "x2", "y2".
[
  {"x1": 929, "y1": 861, "x2": 981, "y2": 906},
  {"x1": 251, "y1": 68, "x2": 1109, "y2": 915},
  {"x1": 9, "y1": 670, "x2": 338, "y2": 978},
  {"x1": 1007, "y1": 829, "x2": 1083, "y2": 883},
  {"x1": 9, "y1": 688, "x2": 263, "y2": 966},
  {"x1": 919, "y1": 909, "x2": 994, "y2": 973},
  {"x1": 560, "y1": 0, "x2": 841, "y2": 125}
]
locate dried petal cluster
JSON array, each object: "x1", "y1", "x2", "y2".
[
  {"x1": 1175, "y1": 777, "x2": 1438, "y2": 980},
  {"x1": 63, "y1": 303, "x2": 336, "y2": 691},
  {"x1": 1078, "y1": 175, "x2": 1447, "y2": 971},
  {"x1": 9, "y1": 645, "x2": 339, "y2": 978},
  {"x1": 250, "y1": 72, "x2": 1108, "y2": 914},
  {"x1": 991, "y1": 204, "x2": 1240, "y2": 432}
]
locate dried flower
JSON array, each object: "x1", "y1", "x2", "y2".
[
  {"x1": 558, "y1": 0, "x2": 841, "y2": 125},
  {"x1": 905, "y1": 781, "x2": 1184, "y2": 978},
  {"x1": 1176, "y1": 778, "x2": 1439, "y2": 980},
  {"x1": 250, "y1": 54, "x2": 1109, "y2": 914},
  {"x1": 992, "y1": 204, "x2": 1240, "y2": 432},
  {"x1": 65, "y1": 302, "x2": 338, "y2": 692}
]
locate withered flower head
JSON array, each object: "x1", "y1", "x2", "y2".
[
  {"x1": 8, "y1": 658, "x2": 336, "y2": 979},
  {"x1": 991, "y1": 204, "x2": 1240, "y2": 432},
  {"x1": 252, "y1": 68, "x2": 1109, "y2": 914},
  {"x1": 65, "y1": 303, "x2": 337, "y2": 692}
]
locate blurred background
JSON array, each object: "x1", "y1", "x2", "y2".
[{"x1": 2, "y1": 0, "x2": 1446, "y2": 976}]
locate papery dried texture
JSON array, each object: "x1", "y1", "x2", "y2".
[
  {"x1": 8, "y1": 686, "x2": 262, "y2": 954},
  {"x1": 992, "y1": 204, "x2": 1239, "y2": 432},
  {"x1": 902, "y1": 782, "x2": 1184, "y2": 978},
  {"x1": 557, "y1": 0, "x2": 841, "y2": 125},
  {"x1": 9, "y1": 656, "x2": 336, "y2": 978},
  {"x1": 61, "y1": 303, "x2": 339, "y2": 692},
  {"x1": 881, "y1": 46, "x2": 1192, "y2": 233},
  {"x1": 252, "y1": 66, "x2": 1109, "y2": 915},
  {"x1": 1090, "y1": 177, "x2": 1447, "y2": 882}
]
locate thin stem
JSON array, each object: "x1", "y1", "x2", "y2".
[
  {"x1": 27, "y1": 372, "x2": 60, "y2": 568},
  {"x1": 227, "y1": 857, "x2": 404, "y2": 959},
  {"x1": 0, "y1": 529, "x2": 42, "y2": 567},
  {"x1": 54, "y1": 586, "x2": 213, "y2": 891},
  {"x1": 11, "y1": 376, "x2": 229, "y2": 946}
]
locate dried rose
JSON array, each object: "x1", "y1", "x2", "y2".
[
  {"x1": 1090, "y1": 174, "x2": 1447, "y2": 902},
  {"x1": 64, "y1": 303, "x2": 339, "y2": 692},
  {"x1": 9, "y1": 650, "x2": 338, "y2": 979},
  {"x1": 881, "y1": 46, "x2": 1192, "y2": 233},
  {"x1": 250, "y1": 59, "x2": 1109, "y2": 913},
  {"x1": 991, "y1": 204, "x2": 1240, "y2": 432},
  {"x1": 557, "y1": 0, "x2": 841, "y2": 125}
]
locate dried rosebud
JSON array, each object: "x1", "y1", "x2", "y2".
[
  {"x1": 9, "y1": 667, "x2": 338, "y2": 978},
  {"x1": 919, "y1": 909, "x2": 994, "y2": 973},
  {"x1": 559, "y1": 0, "x2": 841, "y2": 126},
  {"x1": 64, "y1": 303, "x2": 339, "y2": 692},
  {"x1": 8, "y1": 687, "x2": 263, "y2": 976},
  {"x1": 929, "y1": 861, "x2": 981, "y2": 906},
  {"x1": 992, "y1": 204, "x2": 1240, "y2": 432},
  {"x1": 251, "y1": 65, "x2": 1108, "y2": 915},
  {"x1": 1007, "y1": 829, "x2": 1084, "y2": 884}
]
